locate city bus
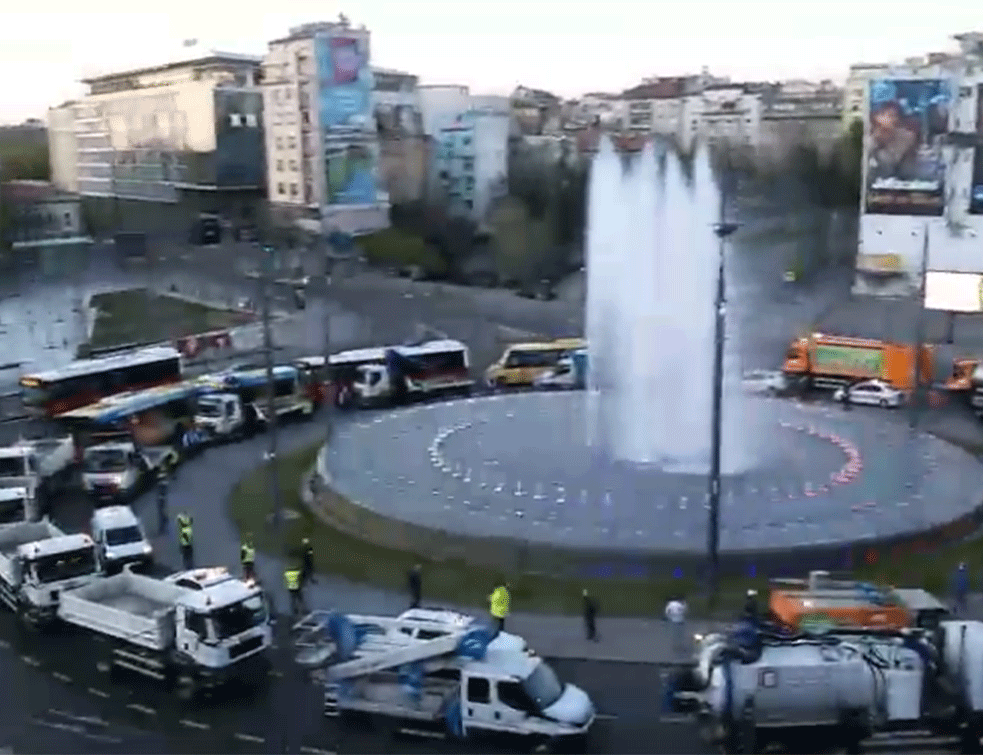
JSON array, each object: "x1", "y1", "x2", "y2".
[
  {"x1": 210, "y1": 365, "x2": 315, "y2": 421},
  {"x1": 19, "y1": 347, "x2": 183, "y2": 419}
]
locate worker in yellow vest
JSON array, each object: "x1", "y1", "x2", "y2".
[
  {"x1": 285, "y1": 566, "x2": 305, "y2": 616},
  {"x1": 489, "y1": 582, "x2": 510, "y2": 634},
  {"x1": 240, "y1": 535, "x2": 256, "y2": 582},
  {"x1": 177, "y1": 513, "x2": 194, "y2": 570}
]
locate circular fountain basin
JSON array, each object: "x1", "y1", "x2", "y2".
[{"x1": 323, "y1": 392, "x2": 983, "y2": 573}]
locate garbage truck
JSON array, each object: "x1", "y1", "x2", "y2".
[
  {"x1": 668, "y1": 620, "x2": 983, "y2": 754},
  {"x1": 0, "y1": 520, "x2": 100, "y2": 625},
  {"x1": 57, "y1": 566, "x2": 272, "y2": 693}
]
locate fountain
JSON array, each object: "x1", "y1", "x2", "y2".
[{"x1": 586, "y1": 138, "x2": 759, "y2": 473}]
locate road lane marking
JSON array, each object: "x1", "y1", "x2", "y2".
[
  {"x1": 179, "y1": 719, "x2": 210, "y2": 730},
  {"x1": 126, "y1": 703, "x2": 156, "y2": 715},
  {"x1": 234, "y1": 733, "x2": 266, "y2": 743},
  {"x1": 20, "y1": 655, "x2": 40, "y2": 667},
  {"x1": 0, "y1": 639, "x2": 10, "y2": 649},
  {"x1": 659, "y1": 714, "x2": 692, "y2": 723},
  {"x1": 47, "y1": 710, "x2": 107, "y2": 727},
  {"x1": 299, "y1": 747, "x2": 336, "y2": 755},
  {"x1": 52, "y1": 672, "x2": 72, "y2": 684},
  {"x1": 268, "y1": 669, "x2": 283, "y2": 677},
  {"x1": 31, "y1": 719, "x2": 82, "y2": 735},
  {"x1": 596, "y1": 713, "x2": 617, "y2": 720},
  {"x1": 86, "y1": 687, "x2": 109, "y2": 698}
]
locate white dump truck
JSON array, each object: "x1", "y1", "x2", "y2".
[
  {"x1": 0, "y1": 519, "x2": 100, "y2": 625},
  {"x1": 293, "y1": 608, "x2": 595, "y2": 749},
  {"x1": 669, "y1": 620, "x2": 983, "y2": 754},
  {"x1": 57, "y1": 566, "x2": 272, "y2": 692},
  {"x1": 0, "y1": 436, "x2": 75, "y2": 522},
  {"x1": 81, "y1": 438, "x2": 178, "y2": 504},
  {"x1": 192, "y1": 392, "x2": 254, "y2": 443}
]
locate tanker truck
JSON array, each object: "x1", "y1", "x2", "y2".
[{"x1": 668, "y1": 620, "x2": 983, "y2": 754}]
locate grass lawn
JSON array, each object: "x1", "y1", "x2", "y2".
[
  {"x1": 228, "y1": 440, "x2": 982, "y2": 617},
  {"x1": 86, "y1": 288, "x2": 252, "y2": 351}
]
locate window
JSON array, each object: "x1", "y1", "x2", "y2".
[
  {"x1": 185, "y1": 611, "x2": 207, "y2": 638},
  {"x1": 462, "y1": 158, "x2": 474, "y2": 172},
  {"x1": 289, "y1": 160, "x2": 297, "y2": 170},
  {"x1": 277, "y1": 160, "x2": 284, "y2": 171},
  {"x1": 275, "y1": 137, "x2": 283, "y2": 150},
  {"x1": 290, "y1": 183, "x2": 298, "y2": 197},
  {"x1": 277, "y1": 183, "x2": 285, "y2": 195},
  {"x1": 287, "y1": 136, "x2": 296, "y2": 149},
  {"x1": 462, "y1": 137, "x2": 471, "y2": 146},
  {"x1": 464, "y1": 176, "x2": 474, "y2": 191},
  {"x1": 497, "y1": 681, "x2": 532, "y2": 712},
  {"x1": 64, "y1": 212, "x2": 71, "y2": 228},
  {"x1": 302, "y1": 111, "x2": 310, "y2": 124},
  {"x1": 465, "y1": 199, "x2": 473, "y2": 209},
  {"x1": 466, "y1": 677, "x2": 490, "y2": 703},
  {"x1": 229, "y1": 113, "x2": 243, "y2": 127},
  {"x1": 244, "y1": 113, "x2": 258, "y2": 127}
]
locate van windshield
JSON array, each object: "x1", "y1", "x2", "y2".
[
  {"x1": 209, "y1": 595, "x2": 267, "y2": 639},
  {"x1": 84, "y1": 449, "x2": 128, "y2": 473},
  {"x1": 522, "y1": 662, "x2": 564, "y2": 710},
  {"x1": 106, "y1": 525, "x2": 143, "y2": 546}
]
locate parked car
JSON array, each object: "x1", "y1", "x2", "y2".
[
  {"x1": 741, "y1": 369, "x2": 788, "y2": 395},
  {"x1": 833, "y1": 379, "x2": 904, "y2": 408}
]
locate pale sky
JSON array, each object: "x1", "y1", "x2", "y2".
[{"x1": 2, "y1": 1, "x2": 981, "y2": 123}]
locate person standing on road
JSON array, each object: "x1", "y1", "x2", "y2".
[
  {"x1": 408, "y1": 564, "x2": 422, "y2": 608},
  {"x1": 285, "y1": 565, "x2": 305, "y2": 617},
  {"x1": 156, "y1": 466, "x2": 169, "y2": 535},
  {"x1": 240, "y1": 534, "x2": 256, "y2": 582},
  {"x1": 743, "y1": 589, "x2": 759, "y2": 624},
  {"x1": 300, "y1": 538, "x2": 315, "y2": 585},
  {"x1": 489, "y1": 583, "x2": 510, "y2": 635},
  {"x1": 177, "y1": 513, "x2": 194, "y2": 570},
  {"x1": 665, "y1": 596, "x2": 688, "y2": 656},
  {"x1": 582, "y1": 589, "x2": 598, "y2": 642}
]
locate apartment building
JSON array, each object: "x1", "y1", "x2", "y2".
[
  {"x1": 434, "y1": 104, "x2": 509, "y2": 222},
  {"x1": 758, "y1": 80, "x2": 844, "y2": 166},
  {"x1": 48, "y1": 52, "x2": 263, "y2": 214},
  {"x1": 1, "y1": 180, "x2": 90, "y2": 251},
  {"x1": 262, "y1": 18, "x2": 388, "y2": 236},
  {"x1": 842, "y1": 63, "x2": 891, "y2": 130}
]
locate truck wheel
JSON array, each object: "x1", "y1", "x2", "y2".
[{"x1": 879, "y1": 399, "x2": 888, "y2": 408}]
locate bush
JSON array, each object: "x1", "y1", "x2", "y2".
[{"x1": 359, "y1": 227, "x2": 447, "y2": 278}]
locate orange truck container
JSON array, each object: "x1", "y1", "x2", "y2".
[
  {"x1": 782, "y1": 333, "x2": 933, "y2": 391},
  {"x1": 768, "y1": 572, "x2": 913, "y2": 631}
]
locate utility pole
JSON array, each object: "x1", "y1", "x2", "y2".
[
  {"x1": 707, "y1": 158, "x2": 739, "y2": 609},
  {"x1": 261, "y1": 243, "x2": 282, "y2": 533},
  {"x1": 909, "y1": 224, "x2": 930, "y2": 432}
]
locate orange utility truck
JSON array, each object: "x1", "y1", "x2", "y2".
[{"x1": 782, "y1": 333, "x2": 932, "y2": 391}]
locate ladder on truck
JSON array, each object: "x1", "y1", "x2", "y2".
[{"x1": 293, "y1": 610, "x2": 492, "y2": 718}]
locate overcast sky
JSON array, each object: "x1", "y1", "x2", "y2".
[{"x1": 2, "y1": 1, "x2": 981, "y2": 123}]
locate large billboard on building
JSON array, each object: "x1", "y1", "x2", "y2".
[
  {"x1": 315, "y1": 34, "x2": 373, "y2": 130},
  {"x1": 325, "y1": 142, "x2": 378, "y2": 205},
  {"x1": 865, "y1": 78, "x2": 951, "y2": 216},
  {"x1": 970, "y1": 85, "x2": 983, "y2": 214}
]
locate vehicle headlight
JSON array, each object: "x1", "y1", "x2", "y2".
[{"x1": 142, "y1": 544, "x2": 152, "y2": 555}]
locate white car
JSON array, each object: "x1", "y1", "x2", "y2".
[
  {"x1": 833, "y1": 379, "x2": 904, "y2": 408},
  {"x1": 741, "y1": 369, "x2": 788, "y2": 395}
]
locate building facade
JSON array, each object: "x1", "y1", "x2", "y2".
[
  {"x1": 262, "y1": 18, "x2": 388, "y2": 237},
  {"x1": 47, "y1": 103, "x2": 78, "y2": 193},
  {"x1": 1, "y1": 180, "x2": 90, "y2": 252},
  {"x1": 758, "y1": 81, "x2": 844, "y2": 166},
  {"x1": 434, "y1": 106, "x2": 509, "y2": 222},
  {"x1": 47, "y1": 53, "x2": 263, "y2": 214},
  {"x1": 843, "y1": 63, "x2": 891, "y2": 130}
]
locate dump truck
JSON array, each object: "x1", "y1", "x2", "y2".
[
  {"x1": 0, "y1": 436, "x2": 76, "y2": 521},
  {"x1": 0, "y1": 519, "x2": 100, "y2": 624},
  {"x1": 782, "y1": 333, "x2": 933, "y2": 391},
  {"x1": 57, "y1": 567, "x2": 272, "y2": 692}
]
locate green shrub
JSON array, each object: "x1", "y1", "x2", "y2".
[{"x1": 359, "y1": 228, "x2": 446, "y2": 277}]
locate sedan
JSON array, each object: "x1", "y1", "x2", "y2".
[
  {"x1": 741, "y1": 369, "x2": 788, "y2": 395},
  {"x1": 833, "y1": 380, "x2": 904, "y2": 408}
]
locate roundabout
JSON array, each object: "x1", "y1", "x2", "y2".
[{"x1": 324, "y1": 391, "x2": 983, "y2": 558}]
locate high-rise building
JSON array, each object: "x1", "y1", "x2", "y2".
[
  {"x1": 48, "y1": 52, "x2": 264, "y2": 215},
  {"x1": 262, "y1": 18, "x2": 388, "y2": 236}
]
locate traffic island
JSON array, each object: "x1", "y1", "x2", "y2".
[
  {"x1": 227, "y1": 440, "x2": 983, "y2": 618},
  {"x1": 83, "y1": 288, "x2": 254, "y2": 353}
]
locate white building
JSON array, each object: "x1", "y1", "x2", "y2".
[
  {"x1": 843, "y1": 63, "x2": 891, "y2": 130},
  {"x1": 854, "y1": 32, "x2": 983, "y2": 299},
  {"x1": 262, "y1": 18, "x2": 388, "y2": 237}
]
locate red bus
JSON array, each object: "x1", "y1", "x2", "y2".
[{"x1": 19, "y1": 346, "x2": 183, "y2": 418}]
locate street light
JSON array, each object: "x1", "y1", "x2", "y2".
[
  {"x1": 260, "y1": 243, "x2": 283, "y2": 534},
  {"x1": 706, "y1": 166, "x2": 739, "y2": 610}
]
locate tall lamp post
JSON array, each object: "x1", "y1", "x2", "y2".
[
  {"x1": 706, "y1": 165, "x2": 739, "y2": 609},
  {"x1": 260, "y1": 243, "x2": 282, "y2": 534}
]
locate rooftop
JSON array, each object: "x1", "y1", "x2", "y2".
[
  {"x1": 622, "y1": 79, "x2": 684, "y2": 100},
  {"x1": 2, "y1": 180, "x2": 76, "y2": 204},
  {"x1": 82, "y1": 51, "x2": 261, "y2": 84}
]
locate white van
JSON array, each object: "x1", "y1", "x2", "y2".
[{"x1": 90, "y1": 505, "x2": 153, "y2": 574}]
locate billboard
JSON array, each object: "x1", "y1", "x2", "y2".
[
  {"x1": 812, "y1": 344, "x2": 884, "y2": 376},
  {"x1": 315, "y1": 34, "x2": 373, "y2": 130},
  {"x1": 325, "y1": 142, "x2": 378, "y2": 205},
  {"x1": 971, "y1": 85, "x2": 983, "y2": 214},
  {"x1": 865, "y1": 78, "x2": 951, "y2": 216},
  {"x1": 925, "y1": 271, "x2": 983, "y2": 312}
]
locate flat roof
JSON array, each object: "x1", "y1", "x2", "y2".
[
  {"x1": 82, "y1": 52, "x2": 261, "y2": 84},
  {"x1": 329, "y1": 339, "x2": 467, "y2": 365},
  {"x1": 91, "y1": 505, "x2": 140, "y2": 530},
  {"x1": 182, "y1": 578, "x2": 256, "y2": 612},
  {"x1": 23, "y1": 346, "x2": 179, "y2": 384}
]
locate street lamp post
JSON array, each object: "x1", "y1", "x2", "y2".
[
  {"x1": 707, "y1": 167, "x2": 739, "y2": 609},
  {"x1": 261, "y1": 243, "x2": 282, "y2": 533},
  {"x1": 909, "y1": 224, "x2": 930, "y2": 432}
]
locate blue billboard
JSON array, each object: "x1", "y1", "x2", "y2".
[
  {"x1": 325, "y1": 142, "x2": 378, "y2": 205},
  {"x1": 315, "y1": 34, "x2": 373, "y2": 130}
]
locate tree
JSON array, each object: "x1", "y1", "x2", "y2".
[{"x1": 0, "y1": 142, "x2": 49, "y2": 182}]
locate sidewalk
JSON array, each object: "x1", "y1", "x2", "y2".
[{"x1": 134, "y1": 421, "x2": 726, "y2": 665}]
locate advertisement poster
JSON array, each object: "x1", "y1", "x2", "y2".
[
  {"x1": 971, "y1": 85, "x2": 983, "y2": 214},
  {"x1": 315, "y1": 34, "x2": 373, "y2": 130},
  {"x1": 325, "y1": 143, "x2": 378, "y2": 205},
  {"x1": 865, "y1": 78, "x2": 951, "y2": 216}
]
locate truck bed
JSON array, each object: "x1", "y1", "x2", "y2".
[
  {"x1": 0, "y1": 520, "x2": 63, "y2": 556},
  {"x1": 58, "y1": 571, "x2": 184, "y2": 651},
  {"x1": 337, "y1": 676, "x2": 457, "y2": 721}
]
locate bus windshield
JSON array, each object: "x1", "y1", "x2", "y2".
[
  {"x1": 30, "y1": 548, "x2": 97, "y2": 584},
  {"x1": 84, "y1": 449, "x2": 129, "y2": 473}
]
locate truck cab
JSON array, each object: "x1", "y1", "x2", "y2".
[
  {"x1": 91, "y1": 505, "x2": 152, "y2": 574},
  {"x1": 0, "y1": 448, "x2": 37, "y2": 523},
  {"x1": 193, "y1": 392, "x2": 248, "y2": 443},
  {"x1": 13, "y1": 533, "x2": 99, "y2": 624},
  {"x1": 81, "y1": 441, "x2": 144, "y2": 503}
]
